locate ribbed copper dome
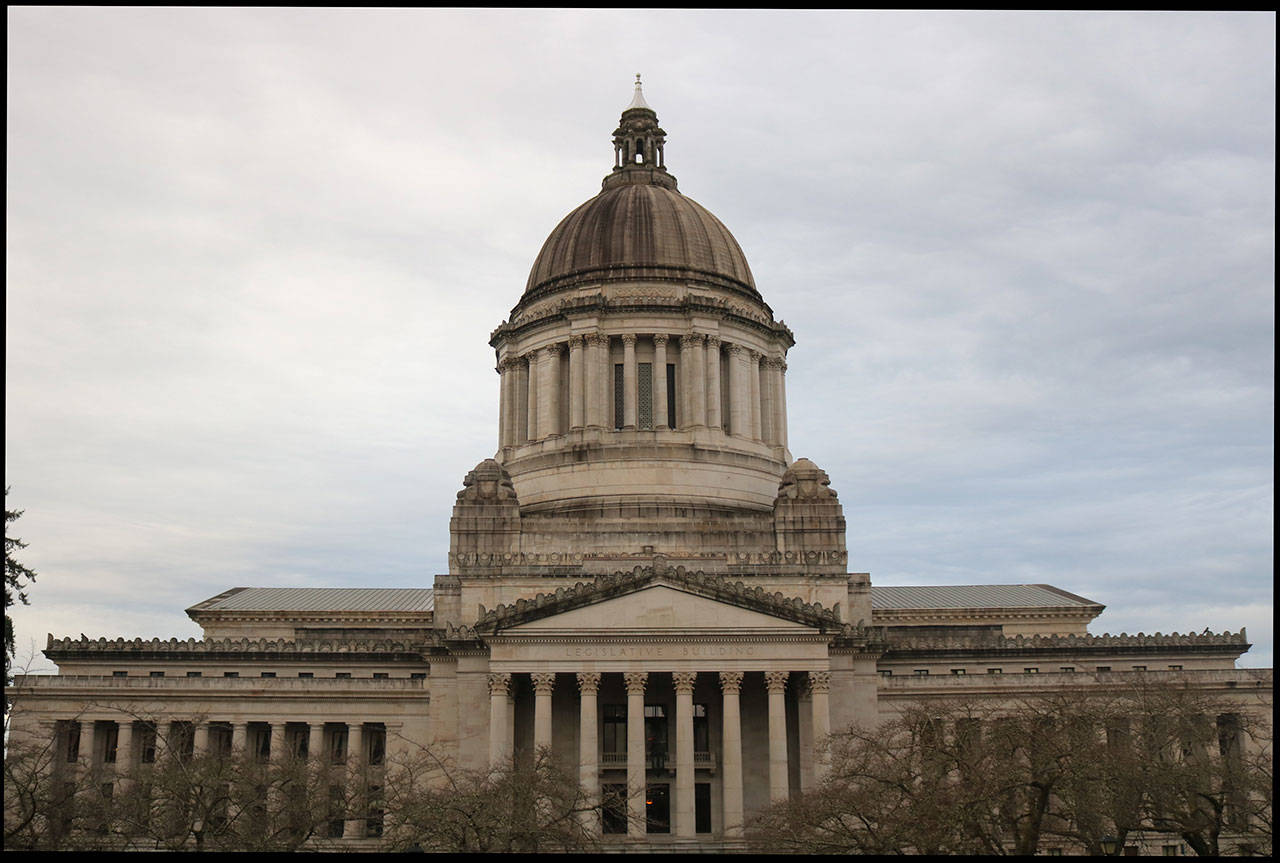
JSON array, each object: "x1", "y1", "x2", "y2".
[{"x1": 523, "y1": 178, "x2": 758, "y2": 300}]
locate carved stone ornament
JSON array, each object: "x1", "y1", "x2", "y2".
[
  {"x1": 672, "y1": 671, "x2": 698, "y2": 693},
  {"x1": 623, "y1": 671, "x2": 649, "y2": 694},
  {"x1": 808, "y1": 670, "x2": 831, "y2": 694},
  {"x1": 530, "y1": 672, "x2": 556, "y2": 694},
  {"x1": 718, "y1": 671, "x2": 744, "y2": 693},
  {"x1": 576, "y1": 671, "x2": 602, "y2": 694},
  {"x1": 487, "y1": 672, "x2": 512, "y2": 696},
  {"x1": 764, "y1": 670, "x2": 789, "y2": 693}
]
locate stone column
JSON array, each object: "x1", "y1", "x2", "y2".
[
  {"x1": 653, "y1": 335, "x2": 669, "y2": 429},
  {"x1": 624, "y1": 671, "x2": 648, "y2": 838},
  {"x1": 773, "y1": 358, "x2": 783, "y2": 448},
  {"x1": 116, "y1": 720, "x2": 134, "y2": 791},
  {"x1": 193, "y1": 721, "x2": 210, "y2": 758},
  {"x1": 673, "y1": 671, "x2": 697, "y2": 837},
  {"x1": 538, "y1": 345, "x2": 562, "y2": 439},
  {"x1": 532, "y1": 672, "x2": 556, "y2": 755},
  {"x1": 231, "y1": 721, "x2": 248, "y2": 757},
  {"x1": 577, "y1": 672, "x2": 601, "y2": 833},
  {"x1": 728, "y1": 344, "x2": 748, "y2": 437},
  {"x1": 622, "y1": 335, "x2": 638, "y2": 430},
  {"x1": 797, "y1": 679, "x2": 814, "y2": 791},
  {"x1": 525, "y1": 352, "x2": 539, "y2": 442},
  {"x1": 810, "y1": 671, "x2": 832, "y2": 782},
  {"x1": 689, "y1": 335, "x2": 707, "y2": 428},
  {"x1": 749, "y1": 351, "x2": 763, "y2": 442},
  {"x1": 719, "y1": 671, "x2": 744, "y2": 838},
  {"x1": 269, "y1": 722, "x2": 286, "y2": 764},
  {"x1": 705, "y1": 336, "x2": 722, "y2": 430},
  {"x1": 760, "y1": 357, "x2": 778, "y2": 445},
  {"x1": 86, "y1": 720, "x2": 101, "y2": 770},
  {"x1": 765, "y1": 671, "x2": 789, "y2": 803},
  {"x1": 585, "y1": 334, "x2": 607, "y2": 429},
  {"x1": 488, "y1": 673, "x2": 512, "y2": 768},
  {"x1": 309, "y1": 723, "x2": 325, "y2": 764},
  {"x1": 568, "y1": 336, "x2": 585, "y2": 430},
  {"x1": 497, "y1": 359, "x2": 510, "y2": 449},
  {"x1": 344, "y1": 723, "x2": 366, "y2": 839}
]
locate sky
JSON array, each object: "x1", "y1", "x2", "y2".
[{"x1": 6, "y1": 9, "x2": 1274, "y2": 671}]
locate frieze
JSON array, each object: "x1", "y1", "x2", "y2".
[
  {"x1": 43, "y1": 634, "x2": 423, "y2": 659},
  {"x1": 449, "y1": 549, "x2": 848, "y2": 568},
  {"x1": 884, "y1": 629, "x2": 1250, "y2": 654}
]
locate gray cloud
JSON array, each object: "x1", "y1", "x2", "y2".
[{"x1": 6, "y1": 9, "x2": 1272, "y2": 669}]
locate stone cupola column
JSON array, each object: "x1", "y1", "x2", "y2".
[
  {"x1": 760, "y1": 356, "x2": 779, "y2": 446},
  {"x1": 719, "y1": 671, "x2": 745, "y2": 838},
  {"x1": 568, "y1": 336, "x2": 585, "y2": 430},
  {"x1": 538, "y1": 344, "x2": 563, "y2": 439},
  {"x1": 705, "y1": 336, "x2": 722, "y2": 430},
  {"x1": 488, "y1": 672, "x2": 512, "y2": 768},
  {"x1": 623, "y1": 671, "x2": 648, "y2": 838},
  {"x1": 673, "y1": 671, "x2": 697, "y2": 837},
  {"x1": 576, "y1": 672, "x2": 601, "y2": 833},
  {"x1": 532, "y1": 672, "x2": 556, "y2": 754},
  {"x1": 497, "y1": 358, "x2": 511, "y2": 448},
  {"x1": 524, "y1": 352, "x2": 539, "y2": 442},
  {"x1": 653, "y1": 334, "x2": 669, "y2": 429},
  {"x1": 765, "y1": 671, "x2": 789, "y2": 803},
  {"x1": 749, "y1": 351, "x2": 763, "y2": 442},
  {"x1": 809, "y1": 671, "x2": 832, "y2": 782},
  {"x1": 585, "y1": 334, "x2": 607, "y2": 429},
  {"x1": 682, "y1": 335, "x2": 706, "y2": 428},
  {"x1": 622, "y1": 335, "x2": 638, "y2": 430},
  {"x1": 778, "y1": 358, "x2": 790, "y2": 450},
  {"x1": 728, "y1": 344, "x2": 748, "y2": 437}
]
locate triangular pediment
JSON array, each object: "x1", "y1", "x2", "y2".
[
  {"x1": 507, "y1": 583, "x2": 818, "y2": 634},
  {"x1": 472, "y1": 566, "x2": 845, "y2": 635}
]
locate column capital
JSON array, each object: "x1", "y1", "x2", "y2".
[
  {"x1": 621, "y1": 333, "x2": 638, "y2": 346},
  {"x1": 764, "y1": 670, "x2": 789, "y2": 693},
  {"x1": 705, "y1": 335, "x2": 721, "y2": 349},
  {"x1": 576, "y1": 671, "x2": 601, "y2": 694},
  {"x1": 567, "y1": 334, "x2": 585, "y2": 349},
  {"x1": 623, "y1": 671, "x2": 649, "y2": 695},
  {"x1": 728, "y1": 342, "x2": 746, "y2": 357},
  {"x1": 747, "y1": 348, "x2": 763, "y2": 363},
  {"x1": 652, "y1": 333, "x2": 669, "y2": 347},
  {"x1": 487, "y1": 672, "x2": 512, "y2": 696},
  {"x1": 761, "y1": 355, "x2": 783, "y2": 370},
  {"x1": 586, "y1": 332, "x2": 610, "y2": 347},
  {"x1": 497, "y1": 356, "x2": 518, "y2": 373},
  {"x1": 672, "y1": 671, "x2": 697, "y2": 693},
  {"x1": 718, "y1": 670, "x2": 744, "y2": 694},
  {"x1": 531, "y1": 672, "x2": 556, "y2": 695},
  {"x1": 680, "y1": 333, "x2": 704, "y2": 347},
  {"x1": 808, "y1": 670, "x2": 831, "y2": 694}
]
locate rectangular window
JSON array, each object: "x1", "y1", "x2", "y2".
[
  {"x1": 646, "y1": 782, "x2": 670, "y2": 834},
  {"x1": 373, "y1": 672, "x2": 389, "y2": 679},
  {"x1": 638, "y1": 362, "x2": 653, "y2": 429},
  {"x1": 223, "y1": 672, "x2": 239, "y2": 678},
  {"x1": 140, "y1": 724, "x2": 157, "y2": 764},
  {"x1": 329, "y1": 726, "x2": 349, "y2": 764},
  {"x1": 695, "y1": 782, "x2": 712, "y2": 834},
  {"x1": 693, "y1": 704, "x2": 709, "y2": 755},
  {"x1": 149, "y1": 671, "x2": 165, "y2": 678},
  {"x1": 602, "y1": 705, "x2": 627, "y2": 755},
  {"x1": 335, "y1": 672, "x2": 352, "y2": 679},
  {"x1": 986, "y1": 668, "x2": 1002, "y2": 675},
  {"x1": 366, "y1": 785, "x2": 384, "y2": 838},
  {"x1": 410, "y1": 673, "x2": 426, "y2": 680},
  {"x1": 112, "y1": 671, "x2": 128, "y2": 677},
  {"x1": 1024, "y1": 667, "x2": 1039, "y2": 674},
  {"x1": 950, "y1": 669, "x2": 966, "y2": 676},
  {"x1": 913, "y1": 669, "x2": 929, "y2": 676},
  {"x1": 666, "y1": 364, "x2": 677, "y2": 428},
  {"x1": 614, "y1": 363, "x2": 625, "y2": 429},
  {"x1": 328, "y1": 785, "x2": 345, "y2": 838},
  {"x1": 260, "y1": 672, "x2": 275, "y2": 678},
  {"x1": 1060, "y1": 667, "x2": 1076, "y2": 673},
  {"x1": 644, "y1": 704, "x2": 668, "y2": 770},
  {"x1": 879, "y1": 669, "x2": 892, "y2": 677},
  {"x1": 186, "y1": 671, "x2": 202, "y2": 678},
  {"x1": 367, "y1": 725, "x2": 386, "y2": 767},
  {"x1": 298, "y1": 672, "x2": 314, "y2": 679},
  {"x1": 1097, "y1": 666, "x2": 1111, "y2": 672},
  {"x1": 1168, "y1": 665, "x2": 1183, "y2": 671},
  {"x1": 1132, "y1": 665, "x2": 1147, "y2": 672},
  {"x1": 601, "y1": 784, "x2": 627, "y2": 834}
]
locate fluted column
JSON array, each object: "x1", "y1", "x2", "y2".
[
  {"x1": 231, "y1": 721, "x2": 248, "y2": 757},
  {"x1": 525, "y1": 353, "x2": 539, "y2": 442},
  {"x1": 749, "y1": 351, "x2": 763, "y2": 441},
  {"x1": 269, "y1": 722, "x2": 286, "y2": 764},
  {"x1": 344, "y1": 723, "x2": 366, "y2": 839},
  {"x1": 653, "y1": 334, "x2": 669, "y2": 429},
  {"x1": 538, "y1": 345, "x2": 563, "y2": 439},
  {"x1": 759, "y1": 356, "x2": 778, "y2": 445},
  {"x1": 728, "y1": 344, "x2": 748, "y2": 437},
  {"x1": 566, "y1": 337, "x2": 583, "y2": 430},
  {"x1": 584, "y1": 334, "x2": 605, "y2": 429},
  {"x1": 192, "y1": 721, "x2": 209, "y2": 758},
  {"x1": 673, "y1": 671, "x2": 697, "y2": 837},
  {"x1": 624, "y1": 671, "x2": 648, "y2": 838},
  {"x1": 577, "y1": 672, "x2": 601, "y2": 833},
  {"x1": 681, "y1": 335, "x2": 705, "y2": 428},
  {"x1": 719, "y1": 671, "x2": 744, "y2": 838},
  {"x1": 488, "y1": 672, "x2": 512, "y2": 768},
  {"x1": 810, "y1": 671, "x2": 832, "y2": 782},
  {"x1": 116, "y1": 721, "x2": 134, "y2": 791},
  {"x1": 309, "y1": 723, "x2": 325, "y2": 764},
  {"x1": 778, "y1": 359, "x2": 789, "y2": 450},
  {"x1": 532, "y1": 672, "x2": 556, "y2": 754},
  {"x1": 765, "y1": 671, "x2": 789, "y2": 803},
  {"x1": 622, "y1": 335, "x2": 638, "y2": 429},
  {"x1": 705, "y1": 336, "x2": 722, "y2": 430},
  {"x1": 497, "y1": 359, "x2": 510, "y2": 448}
]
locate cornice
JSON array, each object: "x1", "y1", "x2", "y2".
[
  {"x1": 44, "y1": 634, "x2": 425, "y2": 663},
  {"x1": 882, "y1": 629, "x2": 1251, "y2": 660}
]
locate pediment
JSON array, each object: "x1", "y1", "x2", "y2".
[
  {"x1": 472, "y1": 566, "x2": 845, "y2": 636},
  {"x1": 506, "y1": 583, "x2": 818, "y2": 635}
]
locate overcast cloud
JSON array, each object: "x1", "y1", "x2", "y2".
[{"x1": 7, "y1": 9, "x2": 1273, "y2": 670}]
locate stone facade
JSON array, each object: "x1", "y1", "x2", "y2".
[{"x1": 8, "y1": 79, "x2": 1271, "y2": 852}]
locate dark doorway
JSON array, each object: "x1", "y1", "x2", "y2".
[{"x1": 646, "y1": 783, "x2": 670, "y2": 833}]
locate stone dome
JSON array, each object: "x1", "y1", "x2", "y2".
[{"x1": 523, "y1": 178, "x2": 758, "y2": 300}]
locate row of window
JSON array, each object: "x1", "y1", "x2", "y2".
[
  {"x1": 882, "y1": 664, "x2": 1185, "y2": 677},
  {"x1": 115, "y1": 670, "x2": 426, "y2": 679},
  {"x1": 600, "y1": 782, "x2": 712, "y2": 835}
]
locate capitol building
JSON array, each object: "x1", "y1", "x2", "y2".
[{"x1": 9, "y1": 80, "x2": 1271, "y2": 852}]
